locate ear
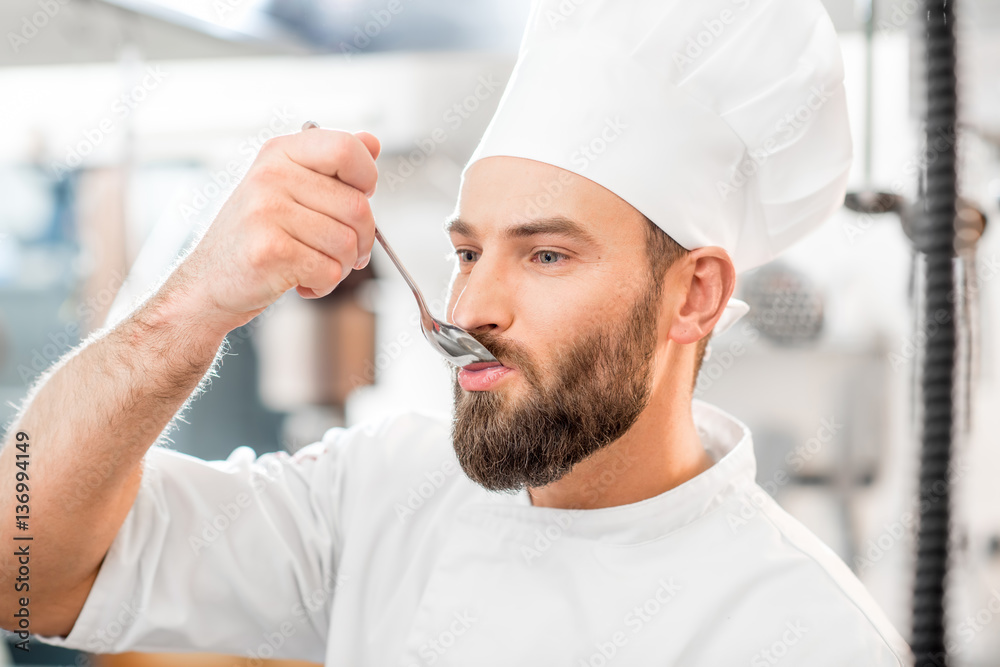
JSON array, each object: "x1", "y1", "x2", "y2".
[{"x1": 665, "y1": 247, "x2": 736, "y2": 345}]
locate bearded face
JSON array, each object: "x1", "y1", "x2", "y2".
[{"x1": 450, "y1": 278, "x2": 662, "y2": 492}]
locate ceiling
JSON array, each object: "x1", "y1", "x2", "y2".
[{"x1": 1, "y1": 0, "x2": 998, "y2": 67}]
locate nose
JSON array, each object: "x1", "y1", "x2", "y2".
[{"x1": 448, "y1": 257, "x2": 513, "y2": 335}]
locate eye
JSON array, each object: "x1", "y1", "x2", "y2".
[
  {"x1": 534, "y1": 250, "x2": 566, "y2": 264},
  {"x1": 455, "y1": 249, "x2": 479, "y2": 263}
]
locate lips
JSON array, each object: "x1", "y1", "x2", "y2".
[
  {"x1": 458, "y1": 360, "x2": 515, "y2": 391},
  {"x1": 463, "y1": 361, "x2": 505, "y2": 371}
]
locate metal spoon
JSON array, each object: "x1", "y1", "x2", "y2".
[
  {"x1": 373, "y1": 227, "x2": 498, "y2": 367},
  {"x1": 301, "y1": 121, "x2": 497, "y2": 367}
]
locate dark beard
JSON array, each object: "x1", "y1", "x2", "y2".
[{"x1": 450, "y1": 282, "x2": 661, "y2": 493}]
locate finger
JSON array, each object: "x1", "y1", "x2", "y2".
[
  {"x1": 297, "y1": 285, "x2": 324, "y2": 299},
  {"x1": 288, "y1": 236, "x2": 349, "y2": 299},
  {"x1": 281, "y1": 205, "x2": 361, "y2": 277},
  {"x1": 354, "y1": 131, "x2": 381, "y2": 160},
  {"x1": 284, "y1": 162, "x2": 375, "y2": 265},
  {"x1": 354, "y1": 132, "x2": 380, "y2": 199},
  {"x1": 301, "y1": 122, "x2": 380, "y2": 161},
  {"x1": 283, "y1": 128, "x2": 379, "y2": 196}
]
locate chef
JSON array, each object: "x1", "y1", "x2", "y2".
[{"x1": 2, "y1": 0, "x2": 913, "y2": 664}]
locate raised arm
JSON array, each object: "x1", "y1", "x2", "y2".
[{"x1": 0, "y1": 127, "x2": 380, "y2": 638}]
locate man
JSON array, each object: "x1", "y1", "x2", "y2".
[{"x1": 1, "y1": 0, "x2": 911, "y2": 664}]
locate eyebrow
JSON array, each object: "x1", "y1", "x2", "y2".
[{"x1": 444, "y1": 215, "x2": 598, "y2": 246}]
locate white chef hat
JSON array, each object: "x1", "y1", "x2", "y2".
[{"x1": 461, "y1": 0, "x2": 852, "y2": 336}]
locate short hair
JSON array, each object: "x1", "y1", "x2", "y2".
[{"x1": 641, "y1": 215, "x2": 712, "y2": 387}]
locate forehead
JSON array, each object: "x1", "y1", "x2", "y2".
[{"x1": 451, "y1": 156, "x2": 646, "y2": 242}]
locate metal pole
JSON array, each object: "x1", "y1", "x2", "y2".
[{"x1": 911, "y1": 0, "x2": 958, "y2": 663}]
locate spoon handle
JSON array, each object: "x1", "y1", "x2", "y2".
[
  {"x1": 300, "y1": 121, "x2": 434, "y2": 323},
  {"x1": 373, "y1": 226, "x2": 433, "y2": 319}
]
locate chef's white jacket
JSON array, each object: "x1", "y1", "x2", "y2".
[{"x1": 39, "y1": 400, "x2": 911, "y2": 665}]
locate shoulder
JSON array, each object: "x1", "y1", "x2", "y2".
[
  {"x1": 308, "y1": 410, "x2": 468, "y2": 526},
  {"x1": 718, "y1": 486, "x2": 912, "y2": 664},
  {"x1": 135, "y1": 412, "x2": 449, "y2": 496},
  {"x1": 316, "y1": 409, "x2": 454, "y2": 473}
]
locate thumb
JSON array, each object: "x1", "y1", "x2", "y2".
[{"x1": 354, "y1": 131, "x2": 381, "y2": 161}]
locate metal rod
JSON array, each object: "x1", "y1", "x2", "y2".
[{"x1": 910, "y1": 0, "x2": 958, "y2": 663}]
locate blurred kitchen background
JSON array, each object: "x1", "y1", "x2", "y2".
[{"x1": 0, "y1": 0, "x2": 998, "y2": 665}]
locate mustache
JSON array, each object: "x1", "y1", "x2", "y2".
[{"x1": 469, "y1": 331, "x2": 535, "y2": 374}]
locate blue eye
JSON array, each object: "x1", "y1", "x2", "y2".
[
  {"x1": 535, "y1": 250, "x2": 565, "y2": 264},
  {"x1": 456, "y1": 249, "x2": 478, "y2": 263}
]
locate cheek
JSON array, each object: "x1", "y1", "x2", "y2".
[
  {"x1": 522, "y1": 280, "x2": 619, "y2": 334},
  {"x1": 508, "y1": 301, "x2": 595, "y2": 366}
]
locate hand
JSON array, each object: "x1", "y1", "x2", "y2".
[{"x1": 171, "y1": 125, "x2": 381, "y2": 334}]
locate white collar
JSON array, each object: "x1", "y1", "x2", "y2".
[{"x1": 460, "y1": 400, "x2": 758, "y2": 545}]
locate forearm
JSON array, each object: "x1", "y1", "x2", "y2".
[
  {"x1": 0, "y1": 272, "x2": 230, "y2": 636},
  {"x1": 0, "y1": 126, "x2": 379, "y2": 639}
]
